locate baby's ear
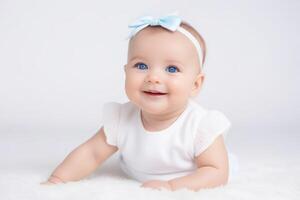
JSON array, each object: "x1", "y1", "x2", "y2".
[{"x1": 191, "y1": 73, "x2": 205, "y2": 97}]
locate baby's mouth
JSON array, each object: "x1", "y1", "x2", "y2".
[{"x1": 143, "y1": 90, "x2": 168, "y2": 96}]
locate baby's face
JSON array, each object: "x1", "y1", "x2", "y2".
[{"x1": 124, "y1": 27, "x2": 204, "y2": 115}]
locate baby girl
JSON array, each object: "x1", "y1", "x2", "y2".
[{"x1": 41, "y1": 13, "x2": 238, "y2": 191}]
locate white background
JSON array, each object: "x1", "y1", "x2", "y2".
[
  {"x1": 0, "y1": 1, "x2": 299, "y2": 199},
  {"x1": 0, "y1": 0, "x2": 299, "y2": 162}
]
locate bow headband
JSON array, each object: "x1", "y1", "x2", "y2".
[{"x1": 128, "y1": 13, "x2": 204, "y2": 70}]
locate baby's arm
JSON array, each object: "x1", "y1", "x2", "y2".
[
  {"x1": 167, "y1": 135, "x2": 229, "y2": 191},
  {"x1": 41, "y1": 127, "x2": 118, "y2": 184}
]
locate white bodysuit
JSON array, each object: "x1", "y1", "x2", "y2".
[{"x1": 101, "y1": 99, "x2": 239, "y2": 182}]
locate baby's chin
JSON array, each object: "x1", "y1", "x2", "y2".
[
  {"x1": 138, "y1": 101, "x2": 170, "y2": 115},
  {"x1": 142, "y1": 107, "x2": 167, "y2": 116},
  {"x1": 127, "y1": 93, "x2": 173, "y2": 115}
]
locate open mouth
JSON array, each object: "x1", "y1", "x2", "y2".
[{"x1": 143, "y1": 91, "x2": 168, "y2": 96}]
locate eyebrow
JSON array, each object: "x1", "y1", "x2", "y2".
[
  {"x1": 165, "y1": 59, "x2": 184, "y2": 66},
  {"x1": 129, "y1": 56, "x2": 147, "y2": 62},
  {"x1": 129, "y1": 56, "x2": 184, "y2": 66}
]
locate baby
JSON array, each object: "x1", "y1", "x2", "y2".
[{"x1": 41, "y1": 13, "x2": 237, "y2": 191}]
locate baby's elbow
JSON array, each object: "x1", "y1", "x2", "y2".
[
  {"x1": 193, "y1": 168, "x2": 229, "y2": 192},
  {"x1": 209, "y1": 168, "x2": 229, "y2": 189},
  {"x1": 218, "y1": 168, "x2": 229, "y2": 186}
]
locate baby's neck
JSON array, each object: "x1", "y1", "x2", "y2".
[{"x1": 141, "y1": 104, "x2": 187, "y2": 132}]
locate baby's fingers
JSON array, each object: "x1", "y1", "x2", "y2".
[
  {"x1": 40, "y1": 181, "x2": 55, "y2": 185},
  {"x1": 40, "y1": 175, "x2": 65, "y2": 185}
]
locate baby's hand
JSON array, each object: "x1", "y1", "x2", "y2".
[
  {"x1": 40, "y1": 181, "x2": 55, "y2": 185},
  {"x1": 40, "y1": 175, "x2": 65, "y2": 185},
  {"x1": 141, "y1": 180, "x2": 172, "y2": 191}
]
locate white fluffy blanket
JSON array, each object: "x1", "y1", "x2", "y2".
[{"x1": 1, "y1": 132, "x2": 299, "y2": 199}]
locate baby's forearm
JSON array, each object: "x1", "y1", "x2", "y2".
[
  {"x1": 48, "y1": 143, "x2": 100, "y2": 183},
  {"x1": 168, "y1": 167, "x2": 228, "y2": 191}
]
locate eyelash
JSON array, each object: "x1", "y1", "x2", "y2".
[{"x1": 133, "y1": 62, "x2": 180, "y2": 73}]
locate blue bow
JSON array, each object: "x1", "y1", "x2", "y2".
[{"x1": 128, "y1": 13, "x2": 182, "y2": 38}]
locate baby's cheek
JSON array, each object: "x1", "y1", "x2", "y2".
[
  {"x1": 169, "y1": 79, "x2": 188, "y2": 93},
  {"x1": 169, "y1": 80, "x2": 193, "y2": 101},
  {"x1": 125, "y1": 76, "x2": 142, "y2": 96},
  {"x1": 126, "y1": 72, "x2": 143, "y2": 84},
  {"x1": 125, "y1": 82, "x2": 135, "y2": 95}
]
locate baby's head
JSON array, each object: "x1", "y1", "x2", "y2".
[{"x1": 124, "y1": 15, "x2": 206, "y2": 115}]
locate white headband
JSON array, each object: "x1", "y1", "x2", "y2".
[
  {"x1": 128, "y1": 14, "x2": 204, "y2": 71},
  {"x1": 177, "y1": 26, "x2": 203, "y2": 68}
]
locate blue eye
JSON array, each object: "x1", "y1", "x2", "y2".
[
  {"x1": 135, "y1": 63, "x2": 148, "y2": 70},
  {"x1": 166, "y1": 66, "x2": 179, "y2": 73}
]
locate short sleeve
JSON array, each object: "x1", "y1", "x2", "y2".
[
  {"x1": 101, "y1": 102, "x2": 122, "y2": 147},
  {"x1": 194, "y1": 110, "x2": 231, "y2": 157}
]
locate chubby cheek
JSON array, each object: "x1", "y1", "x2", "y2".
[
  {"x1": 125, "y1": 73, "x2": 144, "y2": 100},
  {"x1": 168, "y1": 78, "x2": 192, "y2": 98}
]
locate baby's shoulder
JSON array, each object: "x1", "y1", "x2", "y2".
[
  {"x1": 104, "y1": 101, "x2": 138, "y2": 119},
  {"x1": 187, "y1": 99, "x2": 209, "y2": 121},
  {"x1": 187, "y1": 99, "x2": 230, "y2": 125}
]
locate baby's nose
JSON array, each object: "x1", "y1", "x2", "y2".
[{"x1": 145, "y1": 70, "x2": 161, "y2": 84}]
